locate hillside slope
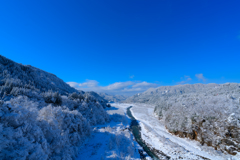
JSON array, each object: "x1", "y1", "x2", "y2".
[
  {"x1": 0, "y1": 55, "x2": 77, "y2": 95},
  {"x1": 126, "y1": 83, "x2": 240, "y2": 155},
  {"x1": 0, "y1": 55, "x2": 110, "y2": 160}
]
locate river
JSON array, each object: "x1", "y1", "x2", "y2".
[{"x1": 126, "y1": 106, "x2": 160, "y2": 160}]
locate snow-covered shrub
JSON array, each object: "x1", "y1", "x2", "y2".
[
  {"x1": 84, "y1": 91, "x2": 110, "y2": 109},
  {"x1": 68, "y1": 92, "x2": 79, "y2": 100},
  {"x1": 0, "y1": 100, "x2": 49, "y2": 159},
  {"x1": 62, "y1": 94, "x2": 109, "y2": 126},
  {"x1": 77, "y1": 101, "x2": 109, "y2": 125},
  {"x1": 38, "y1": 105, "x2": 91, "y2": 159},
  {"x1": 68, "y1": 92, "x2": 84, "y2": 102},
  {"x1": 42, "y1": 91, "x2": 62, "y2": 105},
  {"x1": 107, "y1": 131, "x2": 136, "y2": 159},
  {"x1": 0, "y1": 97, "x2": 91, "y2": 160},
  {"x1": 0, "y1": 94, "x2": 110, "y2": 159},
  {"x1": 61, "y1": 95, "x2": 79, "y2": 110}
]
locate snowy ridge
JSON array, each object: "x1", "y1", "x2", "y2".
[
  {"x1": 0, "y1": 55, "x2": 77, "y2": 95},
  {"x1": 0, "y1": 55, "x2": 110, "y2": 160},
  {"x1": 125, "y1": 83, "x2": 239, "y2": 105},
  {"x1": 124, "y1": 103, "x2": 239, "y2": 160},
  {"x1": 97, "y1": 92, "x2": 129, "y2": 102}
]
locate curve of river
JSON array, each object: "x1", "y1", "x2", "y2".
[{"x1": 126, "y1": 106, "x2": 159, "y2": 160}]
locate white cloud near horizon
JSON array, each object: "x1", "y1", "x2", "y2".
[
  {"x1": 195, "y1": 73, "x2": 206, "y2": 81},
  {"x1": 67, "y1": 80, "x2": 159, "y2": 96}
]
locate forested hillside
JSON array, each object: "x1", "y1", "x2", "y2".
[
  {"x1": 97, "y1": 92, "x2": 128, "y2": 102},
  {"x1": 126, "y1": 83, "x2": 240, "y2": 155},
  {"x1": 0, "y1": 55, "x2": 109, "y2": 159},
  {"x1": 125, "y1": 83, "x2": 219, "y2": 104},
  {"x1": 0, "y1": 55, "x2": 77, "y2": 96}
]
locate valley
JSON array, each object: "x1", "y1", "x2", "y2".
[{"x1": 1, "y1": 55, "x2": 240, "y2": 160}]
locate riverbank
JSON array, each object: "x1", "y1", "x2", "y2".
[
  {"x1": 126, "y1": 103, "x2": 239, "y2": 160},
  {"x1": 126, "y1": 106, "x2": 160, "y2": 160},
  {"x1": 77, "y1": 103, "x2": 147, "y2": 160}
]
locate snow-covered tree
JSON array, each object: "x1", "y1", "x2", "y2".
[
  {"x1": 152, "y1": 83, "x2": 240, "y2": 155},
  {"x1": 0, "y1": 55, "x2": 111, "y2": 159}
]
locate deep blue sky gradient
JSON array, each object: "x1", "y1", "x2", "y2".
[{"x1": 0, "y1": 0, "x2": 240, "y2": 86}]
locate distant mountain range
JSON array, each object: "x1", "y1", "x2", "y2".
[
  {"x1": 125, "y1": 83, "x2": 239, "y2": 104},
  {"x1": 97, "y1": 92, "x2": 129, "y2": 102}
]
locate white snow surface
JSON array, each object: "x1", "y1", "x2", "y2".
[
  {"x1": 118, "y1": 103, "x2": 240, "y2": 160},
  {"x1": 77, "y1": 103, "x2": 150, "y2": 160}
]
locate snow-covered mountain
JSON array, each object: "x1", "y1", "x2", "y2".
[
  {"x1": 85, "y1": 91, "x2": 108, "y2": 103},
  {"x1": 126, "y1": 83, "x2": 240, "y2": 155},
  {"x1": 97, "y1": 92, "x2": 129, "y2": 102},
  {"x1": 125, "y1": 83, "x2": 219, "y2": 104},
  {"x1": 0, "y1": 55, "x2": 77, "y2": 95},
  {"x1": 0, "y1": 55, "x2": 110, "y2": 159}
]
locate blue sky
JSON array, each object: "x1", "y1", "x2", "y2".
[{"x1": 1, "y1": 0, "x2": 240, "y2": 95}]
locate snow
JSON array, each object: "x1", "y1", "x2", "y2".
[
  {"x1": 77, "y1": 103, "x2": 146, "y2": 160},
  {"x1": 125, "y1": 83, "x2": 240, "y2": 157},
  {"x1": 116, "y1": 103, "x2": 240, "y2": 160}
]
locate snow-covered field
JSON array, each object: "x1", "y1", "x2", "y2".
[
  {"x1": 119, "y1": 103, "x2": 240, "y2": 160},
  {"x1": 77, "y1": 104, "x2": 150, "y2": 160}
]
